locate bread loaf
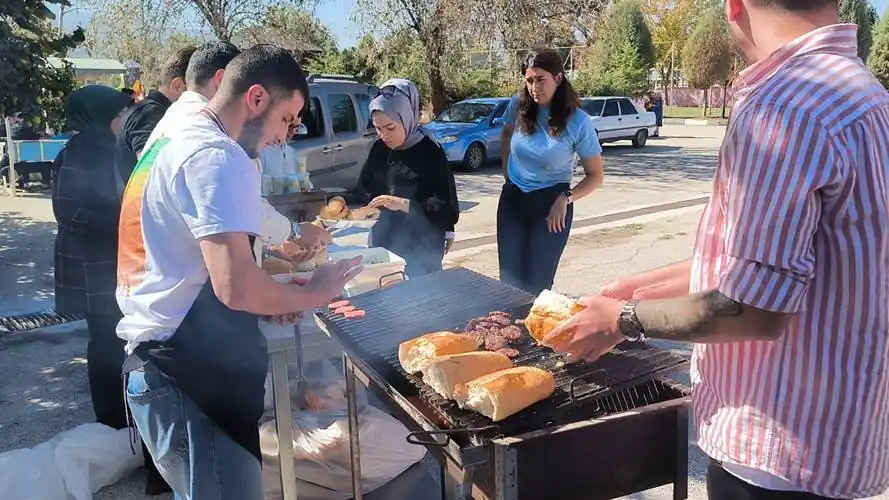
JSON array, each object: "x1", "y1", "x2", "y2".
[
  {"x1": 453, "y1": 366, "x2": 556, "y2": 422},
  {"x1": 346, "y1": 206, "x2": 381, "y2": 221},
  {"x1": 262, "y1": 255, "x2": 293, "y2": 275},
  {"x1": 423, "y1": 351, "x2": 513, "y2": 399},
  {"x1": 398, "y1": 332, "x2": 478, "y2": 374},
  {"x1": 291, "y1": 248, "x2": 328, "y2": 272},
  {"x1": 524, "y1": 290, "x2": 585, "y2": 345},
  {"x1": 320, "y1": 195, "x2": 349, "y2": 221}
]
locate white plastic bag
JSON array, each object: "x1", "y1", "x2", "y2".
[
  {"x1": 0, "y1": 423, "x2": 143, "y2": 500},
  {"x1": 0, "y1": 442, "x2": 69, "y2": 500},
  {"x1": 54, "y1": 423, "x2": 144, "y2": 500}
]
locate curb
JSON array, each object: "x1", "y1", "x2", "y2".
[
  {"x1": 663, "y1": 118, "x2": 728, "y2": 126},
  {"x1": 448, "y1": 195, "x2": 710, "y2": 256}
]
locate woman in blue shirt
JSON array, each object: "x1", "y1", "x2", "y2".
[{"x1": 498, "y1": 48, "x2": 604, "y2": 294}]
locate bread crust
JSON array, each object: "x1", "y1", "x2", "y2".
[
  {"x1": 524, "y1": 290, "x2": 585, "y2": 344},
  {"x1": 398, "y1": 331, "x2": 478, "y2": 374},
  {"x1": 346, "y1": 206, "x2": 380, "y2": 221},
  {"x1": 423, "y1": 351, "x2": 513, "y2": 399},
  {"x1": 453, "y1": 366, "x2": 556, "y2": 421}
]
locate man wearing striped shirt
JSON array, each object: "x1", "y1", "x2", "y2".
[{"x1": 544, "y1": 0, "x2": 889, "y2": 498}]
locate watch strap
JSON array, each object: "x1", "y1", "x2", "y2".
[
  {"x1": 618, "y1": 299, "x2": 646, "y2": 342},
  {"x1": 561, "y1": 190, "x2": 574, "y2": 204}
]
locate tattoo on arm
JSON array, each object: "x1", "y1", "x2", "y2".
[{"x1": 634, "y1": 290, "x2": 745, "y2": 342}]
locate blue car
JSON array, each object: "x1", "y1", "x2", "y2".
[{"x1": 425, "y1": 97, "x2": 511, "y2": 171}]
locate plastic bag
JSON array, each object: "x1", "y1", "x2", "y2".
[
  {"x1": 260, "y1": 359, "x2": 424, "y2": 499},
  {"x1": 0, "y1": 423, "x2": 143, "y2": 500},
  {"x1": 54, "y1": 423, "x2": 144, "y2": 500}
]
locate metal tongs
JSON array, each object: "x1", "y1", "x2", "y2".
[{"x1": 293, "y1": 321, "x2": 309, "y2": 408}]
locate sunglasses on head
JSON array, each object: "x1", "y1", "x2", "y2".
[{"x1": 376, "y1": 86, "x2": 411, "y2": 100}]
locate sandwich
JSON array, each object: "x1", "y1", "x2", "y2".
[
  {"x1": 320, "y1": 195, "x2": 349, "y2": 221},
  {"x1": 453, "y1": 366, "x2": 556, "y2": 422},
  {"x1": 346, "y1": 206, "x2": 381, "y2": 221},
  {"x1": 422, "y1": 351, "x2": 513, "y2": 399},
  {"x1": 524, "y1": 290, "x2": 585, "y2": 345},
  {"x1": 398, "y1": 331, "x2": 478, "y2": 374}
]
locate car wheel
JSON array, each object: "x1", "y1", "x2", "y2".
[
  {"x1": 632, "y1": 129, "x2": 648, "y2": 148},
  {"x1": 462, "y1": 142, "x2": 487, "y2": 171}
]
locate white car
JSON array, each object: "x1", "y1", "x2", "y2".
[{"x1": 581, "y1": 96, "x2": 656, "y2": 148}]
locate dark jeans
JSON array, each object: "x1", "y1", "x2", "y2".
[
  {"x1": 707, "y1": 460, "x2": 849, "y2": 500},
  {"x1": 85, "y1": 312, "x2": 169, "y2": 494},
  {"x1": 496, "y1": 181, "x2": 573, "y2": 295}
]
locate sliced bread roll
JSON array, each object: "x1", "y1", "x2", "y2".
[
  {"x1": 423, "y1": 351, "x2": 513, "y2": 399},
  {"x1": 524, "y1": 290, "x2": 585, "y2": 345},
  {"x1": 346, "y1": 206, "x2": 381, "y2": 221},
  {"x1": 453, "y1": 366, "x2": 556, "y2": 422},
  {"x1": 398, "y1": 332, "x2": 478, "y2": 374}
]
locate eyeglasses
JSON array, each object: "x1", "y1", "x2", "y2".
[{"x1": 376, "y1": 85, "x2": 412, "y2": 100}]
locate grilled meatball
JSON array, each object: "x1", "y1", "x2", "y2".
[
  {"x1": 484, "y1": 333, "x2": 509, "y2": 351},
  {"x1": 501, "y1": 325, "x2": 523, "y2": 341},
  {"x1": 496, "y1": 347, "x2": 520, "y2": 358}
]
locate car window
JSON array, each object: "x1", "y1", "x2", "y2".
[
  {"x1": 603, "y1": 100, "x2": 620, "y2": 117},
  {"x1": 293, "y1": 97, "x2": 325, "y2": 140},
  {"x1": 618, "y1": 99, "x2": 638, "y2": 116},
  {"x1": 436, "y1": 102, "x2": 496, "y2": 123},
  {"x1": 582, "y1": 99, "x2": 604, "y2": 117},
  {"x1": 493, "y1": 102, "x2": 508, "y2": 118},
  {"x1": 327, "y1": 94, "x2": 358, "y2": 134},
  {"x1": 353, "y1": 92, "x2": 373, "y2": 130}
]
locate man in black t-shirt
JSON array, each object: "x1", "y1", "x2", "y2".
[{"x1": 113, "y1": 46, "x2": 196, "y2": 196}]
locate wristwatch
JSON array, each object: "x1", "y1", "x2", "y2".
[
  {"x1": 618, "y1": 299, "x2": 646, "y2": 342},
  {"x1": 289, "y1": 220, "x2": 302, "y2": 241},
  {"x1": 561, "y1": 190, "x2": 574, "y2": 204}
]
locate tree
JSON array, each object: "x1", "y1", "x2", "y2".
[
  {"x1": 869, "y1": 7, "x2": 889, "y2": 88},
  {"x1": 681, "y1": 7, "x2": 731, "y2": 115},
  {"x1": 84, "y1": 0, "x2": 201, "y2": 87},
  {"x1": 305, "y1": 35, "x2": 379, "y2": 83},
  {"x1": 642, "y1": 0, "x2": 700, "y2": 104},
  {"x1": 236, "y1": 5, "x2": 336, "y2": 56},
  {"x1": 174, "y1": 0, "x2": 314, "y2": 42},
  {"x1": 839, "y1": 0, "x2": 876, "y2": 61},
  {"x1": 584, "y1": 0, "x2": 655, "y2": 96},
  {"x1": 0, "y1": 0, "x2": 84, "y2": 129}
]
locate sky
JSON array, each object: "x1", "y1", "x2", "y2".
[{"x1": 52, "y1": 0, "x2": 889, "y2": 54}]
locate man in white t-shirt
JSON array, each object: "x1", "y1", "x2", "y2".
[
  {"x1": 117, "y1": 45, "x2": 362, "y2": 499},
  {"x1": 143, "y1": 41, "x2": 295, "y2": 246}
]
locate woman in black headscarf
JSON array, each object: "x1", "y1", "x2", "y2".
[{"x1": 52, "y1": 86, "x2": 170, "y2": 495}]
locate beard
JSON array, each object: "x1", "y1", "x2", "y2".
[{"x1": 237, "y1": 109, "x2": 270, "y2": 159}]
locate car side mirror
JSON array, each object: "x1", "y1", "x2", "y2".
[
  {"x1": 491, "y1": 117, "x2": 504, "y2": 127},
  {"x1": 294, "y1": 123, "x2": 308, "y2": 136}
]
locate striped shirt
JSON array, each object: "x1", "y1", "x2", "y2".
[{"x1": 690, "y1": 24, "x2": 889, "y2": 498}]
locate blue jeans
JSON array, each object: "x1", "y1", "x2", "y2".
[{"x1": 126, "y1": 365, "x2": 264, "y2": 500}]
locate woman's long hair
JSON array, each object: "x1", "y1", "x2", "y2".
[{"x1": 517, "y1": 47, "x2": 580, "y2": 137}]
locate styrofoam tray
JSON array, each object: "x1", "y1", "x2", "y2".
[
  {"x1": 319, "y1": 218, "x2": 378, "y2": 234},
  {"x1": 328, "y1": 247, "x2": 405, "y2": 267}
]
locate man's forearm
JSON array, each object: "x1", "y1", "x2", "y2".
[
  {"x1": 634, "y1": 289, "x2": 787, "y2": 343},
  {"x1": 237, "y1": 266, "x2": 330, "y2": 315}
]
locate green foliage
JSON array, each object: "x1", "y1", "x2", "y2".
[
  {"x1": 237, "y1": 5, "x2": 336, "y2": 54},
  {"x1": 839, "y1": 0, "x2": 876, "y2": 61},
  {"x1": 869, "y1": 7, "x2": 889, "y2": 88},
  {"x1": 585, "y1": 0, "x2": 655, "y2": 96},
  {"x1": 1, "y1": 0, "x2": 83, "y2": 126},
  {"x1": 681, "y1": 7, "x2": 731, "y2": 90},
  {"x1": 304, "y1": 35, "x2": 378, "y2": 83},
  {"x1": 446, "y1": 71, "x2": 515, "y2": 103}
]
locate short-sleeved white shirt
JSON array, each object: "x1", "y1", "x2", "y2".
[{"x1": 116, "y1": 112, "x2": 262, "y2": 352}]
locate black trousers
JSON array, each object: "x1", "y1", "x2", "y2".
[
  {"x1": 496, "y1": 182, "x2": 573, "y2": 295},
  {"x1": 707, "y1": 460, "x2": 849, "y2": 500},
  {"x1": 85, "y1": 312, "x2": 169, "y2": 494}
]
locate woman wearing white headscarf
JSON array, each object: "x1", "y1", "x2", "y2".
[{"x1": 359, "y1": 79, "x2": 459, "y2": 278}]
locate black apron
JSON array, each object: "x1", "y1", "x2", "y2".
[{"x1": 122, "y1": 239, "x2": 268, "y2": 461}]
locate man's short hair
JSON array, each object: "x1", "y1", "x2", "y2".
[
  {"x1": 185, "y1": 41, "x2": 241, "y2": 88},
  {"x1": 160, "y1": 46, "x2": 197, "y2": 85},
  {"x1": 219, "y1": 44, "x2": 310, "y2": 104},
  {"x1": 756, "y1": 0, "x2": 837, "y2": 11}
]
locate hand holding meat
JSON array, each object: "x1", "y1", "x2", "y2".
[
  {"x1": 546, "y1": 195, "x2": 569, "y2": 233},
  {"x1": 305, "y1": 257, "x2": 364, "y2": 301},
  {"x1": 543, "y1": 295, "x2": 625, "y2": 364},
  {"x1": 368, "y1": 195, "x2": 409, "y2": 213},
  {"x1": 295, "y1": 221, "x2": 332, "y2": 248}
]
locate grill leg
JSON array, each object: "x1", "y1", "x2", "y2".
[
  {"x1": 441, "y1": 462, "x2": 459, "y2": 500},
  {"x1": 674, "y1": 406, "x2": 689, "y2": 500},
  {"x1": 343, "y1": 354, "x2": 364, "y2": 500},
  {"x1": 270, "y1": 350, "x2": 298, "y2": 500},
  {"x1": 460, "y1": 465, "x2": 475, "y2": 500}
]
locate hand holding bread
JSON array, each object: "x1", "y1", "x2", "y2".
[{"x1": 542, "y1": 294, "x2": 625, "y2": 364}]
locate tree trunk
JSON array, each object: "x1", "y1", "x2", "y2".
[
  {"x1": 721, "y1": 82, "x2": 729, "y2": 119},
  {"x1": 424, "y1": 20, "x2": 448, "y2": 115},
  {"x1": 702, "y1": 88, "x2": 709, "y2": 117}
]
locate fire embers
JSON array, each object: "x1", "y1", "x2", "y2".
[{"x1": 463, "y1": 311, "x2": 525, "y2": 358}]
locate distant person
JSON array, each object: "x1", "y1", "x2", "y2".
[
  {"x1": 51, "y1": 85, "x2": 132, "y2": 453},
  {"x1": 142, "y1": 41, "x2": 295, "y2": 247},
  {"x1": 359, "y1": 78, "x2": 460, "y2": 277},
  {"x1": 114, "y1": 46, "x2": 196, "y2": 198},
  {"x1": 497, "y1": 47, "x2": 604, "y2": 294}
]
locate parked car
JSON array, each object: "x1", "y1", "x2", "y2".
[
  {"x1": 580, "y1": 97, "x2": 657, "y2": 148},
  {"x1": 288, "y1": 75, "x2": 380, "y2": 194},
  {"x1": 424, "y1": 97, "x2": 511, "y2": 171}
]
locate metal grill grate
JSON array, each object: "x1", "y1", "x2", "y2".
[
  {"x1": 0, "y1": 311, "x2": 86, "y2": 333},
  {"x1": 316, "y1": 268, "x2": 689, "y2": 438}
]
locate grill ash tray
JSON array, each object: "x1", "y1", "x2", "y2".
[{"x1": 315, "y1": 267, "x2": 689, "y2": 440}]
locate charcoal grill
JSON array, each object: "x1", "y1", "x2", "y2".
[{"x1": 315, "y1": 267, "x2": 691, "y2": 500}]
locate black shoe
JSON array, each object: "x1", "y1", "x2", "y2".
[{"x1": 144, "y1": 469, "x2": 172, "y2": 496}]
